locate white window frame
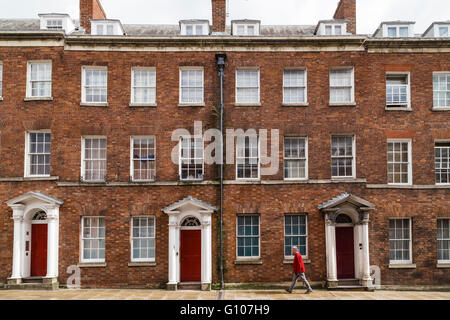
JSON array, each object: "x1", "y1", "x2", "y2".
[
  {"x1": 181, "y1": 23, "x2": 208, "y2": 36},
  {"x1": 24, "y1": 130, "x2": 51, "y2": 178},
  {"x1": 130, "y1": 216, "x2": 156, "y2": 263},
  {"x1": 329, "y1": 67, "x2": 355, "y2": 104},
  {"x1": 179, "y1": 136, "x2": 204, "y2": 181},
  {"x1": 80, "y1": 216, "x2": 106, "y2": 263},
  {"x1": 236, "y1": 135, "x2": 260, "y2": 181},
  {"x1": 130, "y1": 67, "x2": 156, "y2": 105},
  {"x1": 389, "y1": 218, "x2": 413, "y2": 265},
  {"x1": 322, "y1": 23, "x2": 346, "y2": 36},
  {"x1": 283, "y1": 136, "x2": 308, "y2": 181},
  {"x1": 331, "y1": 135, "x2": 356, "y2": 179},
  {"x1": 282, "y1": 68, "x2": 307, "y2": 105},
  {"x1": 235, "y1": 68, "x2": 260, "y2": 105},
  {"x1": 437, "y1": 218, "x2": 450, "y2": 264},
  {"x1": 387, "y1": 139, "x2": 413, "y2": 186},
  {"x1": 179, "y1": 67, "x2": 204, "y2": 105},
  {"x1": 284, "y1": 214, "x2": 308, "y2": 259},
  {"x1": 81, "y1": 66, "x2": 108, "y2": 105},
  {"x1": 386, "y1": 72, "x2": 411, "y2": 109},
  {"x1": 233, "y1": 23, "x2": 259, "y2": 36},
  {"x1": 435, "y1": 140, "x2": 450, "y2": 185},
  {"x1": 130, "y1": 136, "x2": 156, "y2": 182},
  {"x1": 236, "y1": 215, "x2": 260, "y2": 260},
  {"x1": 438, "y1": 26, "x2": 449, "y2": 37},
  {"x1": 26, "y1": 60, "x2": 52, "y2": 99},
  {"x1": 46, "y1": 19, "x2": 63, "y2": 30},
  {"x1": 433, "y1": 72, "x2": 450, "y2": 109},
  {"x1": 81, "y1": 136, "x2": 107, "y2": 182},
  {"x1": 385, "y1": 25, "x2": 411, "y2": 38}
]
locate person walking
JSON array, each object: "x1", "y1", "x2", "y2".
[{"x1": 285, "y1": 246, "x2": 313, "y2": 294}]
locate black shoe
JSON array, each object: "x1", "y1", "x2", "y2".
[
  {"x1": 285, "y1": 289, "x2": 292, "y2": 294},
  {"x1": 305, "y1": 289, "x2": 313, "y2": 294}
]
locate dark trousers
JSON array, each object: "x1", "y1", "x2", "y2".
[{"x1": 289, "y1": 272, "x2": 312, "y2": 292}]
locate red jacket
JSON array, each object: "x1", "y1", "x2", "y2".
[{"x1": 293, "y1": 252, "x2": 305, "y2": 273}]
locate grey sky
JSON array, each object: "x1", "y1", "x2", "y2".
[{"x1": 1, "y1": 0, "x2": 449, "y2": 35}]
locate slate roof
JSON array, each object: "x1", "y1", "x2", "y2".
[{"x1": 0, "y1": 19, "x2": 317, "y2": 37}]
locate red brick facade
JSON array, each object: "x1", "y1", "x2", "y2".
[{"x1": 0, "y1": 1, "x2": 449, "y2": 289}]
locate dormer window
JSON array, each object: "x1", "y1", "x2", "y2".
[
  {"x1": 315, "y1": 21, "x2": 347, "y2": 36},
  {"x1": 38, "y1": 14, "x2": 75, "y2": 33},
  {"x1": 180, "y1": 20, "x2": 209, "y2": 36},
  {"x1": 423, "y1": 23, "x2": 450, "y2": 38},
  {"x1": 91, "y1": 20, "x2": 124, "y2": 36},
  {"x1": 232, "y1": 21, "x2": 260, "y2": 36},
  {"x1": 374, "y1": 22, "x2": 415, "y2": 38}
]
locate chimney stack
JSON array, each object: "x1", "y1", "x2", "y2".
[
  {"x1": 212, "y1": 0, "x2": 226, "y2": 34},
  {"x1": 80, "y1": 0, "x2": 107, "y2": 34},
  {"x1": 333, "y1": 0, "x2": 356, "y2": 34}
]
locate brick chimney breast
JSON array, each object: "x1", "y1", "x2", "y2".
[
  {"x1": 80, "y1": 0, "x2": 107, "y2": 34},
  {"x1": 333, "y1": 0, "x2": 356, "y2": 34},
  {"x1": 212, "y1": 0, "x2": 226, "y2": 34}
]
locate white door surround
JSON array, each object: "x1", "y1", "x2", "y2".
[
  {"x1": 318, "y1": 193, "x2": 375, "y2": 288},
  {"x1": 163, "y1": 196, "x2": 217, "y2": 291},
  {"x1": 6, "y1": 191, "x2": 63, "y2": 284}
]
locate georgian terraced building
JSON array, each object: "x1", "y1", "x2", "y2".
[{"x1": 0, "y1": 0, "x2": 449, "y2": 290}]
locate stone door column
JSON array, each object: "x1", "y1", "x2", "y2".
[
  {"x1": 325, "y1": 215, "x2": 338, "y2": 287},
  {"x1": 201, "y1": 215, "x2": 212, "y2": 290},
  {"x1": 45, "y1": 206, "x2": 59, "y2": 279},
  {"x1": 10, "y1": 205, "x2": 25, "y2": 282},
  {"x1": 167, "y1": 216, "x2": 179, "y2": 290},
  {"x1": 360, "y1": 219, "x2": 372, "y2": 286}
]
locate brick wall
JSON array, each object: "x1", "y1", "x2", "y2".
[
  {"x1": 334, "y1": 0, "x2": 357, "y2": 34},
  {"x1": 0, "y1": 44, "x2": 449, "y2": 287}
]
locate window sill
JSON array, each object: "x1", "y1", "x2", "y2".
[
  {"x1": 77, "y1": 262, "x2": 107, "y2": 268},
  {"x1": 80, "y1": 103, "x2": 108, "y2": 107},
  {"x1": 329, "y1": 102, "x2": 356, "y2": 107},
  {"x1": 234, "y1": 259, "x2": 262, "y2": 265},
  {"x1": 281, "y1": 103, "x2": 309, "y2": 107},
  {"x1": 331, "y1": 177, "x2": 357, "y2": 182},
  {"x1": 437, "y1": 263, "x2": 450, "y2": 268},
  {"x1": 24, "y1": 97, "x2": 53, "y2": 102},
  {"x1": 0, "y1": 97, "x2": 3, "y2": 101},
  {"x1": 129, "y1": 103, "x2": 157, "y2": 108},
  {"x1": 283, "y1": 259, "x2": 311, "y2": 264},
  {"x1": 389, "y1": 263, "x2": 416, "y2": 269},
  {"x1": 0, "y1": 176, "x2": 59, "y2": 182},
  {"x1": 432, "y1": 108, "x2": 450, "y2": 112},
  {"x1": 128, "y1": 262, "x2": 156, "y2": 267},
  {"x1": 385, "y1": 107, "x2": 412, "y2": 111},
  {"x1": 234, "y1": 103, "x2": 261, "y2": 107},
  {"x1": 178, "y1": 103, "x2": 205, "y2": 107}
]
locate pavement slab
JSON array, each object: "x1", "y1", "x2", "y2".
[{"x1": 0, "y1": 289, "x2": 449, "y2": 300}]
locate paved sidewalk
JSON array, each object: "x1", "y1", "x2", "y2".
[{"x1": 0, "y1": 289, "x2": 449, "y2": 300}]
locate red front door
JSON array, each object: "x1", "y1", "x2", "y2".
[
  {"x1": 31, "y1": 224, "x2": 48, "y2": 277},
  {"x1": 180, "y1": 230, "x2": 201, "y2": 282},
  {"x1": 336, "y1": 227, "x2": 355, "y2": 279}
]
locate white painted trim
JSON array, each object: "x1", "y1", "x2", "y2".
[
  {"x1": 130, "y1": 136, "x2": 156, "y2": 182},
  {"x1": 235, "y1": 134, "x2": 260, "y2": 181},
  {"x1": 81, "y1": 136, "x2": 107, "y2": 183},
  {"x1": 130, "y1": 67, "x2": 156, "y2": 105},
  {"x1": 130, "y1": 216, "x2": 156, "y2": 263},
  {"x1": 178, "y1": 136, "x2": 204, "y2": 181},
  {"x1": 283, "y1": 136, "x2": 308, "y2": 181},
  {"x1": 24, "y1": 130, "x2": 51, "y2": 178},
  {"x1": 329, "y1": 67, "x2": 355, "y2": 104},
  {"x1": 81, "y1": 66, "x2": 108, "y2": 105},
  {"x1": 388, "y1": 217, "x2": 413, "y2": 265},
  {"x1": 236, "y1": 214, "x2": 261, "y2": 260},
  {"x1": 179, "y1": 67, "x2": 204, "y2": 105},
  {"x1": 282, "y1": 67, "x2": 308, "y2": 105},
  {"x1": 432, "y1": 71, "x2": 450, "y2": 109},
  {"x1": 330, "y1": 134, "x2": 356, "y2": 179},
  {"x1": 235, "y1": 67, "x2": 260, "y2": 105},
  {"x1": 386, "y1": 71, "x2": 411, "y2": 109},
  {"x1": 283, "y1": 214, "x2": 308, "y2": 260},
  {"x1": 80, "y1": 216, "x2": 106, "y2": 264},
  {"x1": 26, "y1": 60, "x2": 52, "y2": 99},
  {"x1": 387, "y1": 139, "x2": 413, "y2": 186}
]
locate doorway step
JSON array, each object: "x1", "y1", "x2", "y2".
[
  {"x1": 178, "y1": 282, "x2": 202, "y2": 290},
  {"x1": 4, "y1": 277, "x2": 58, "y2": 290},
  {"x1": 328, "y1": 279, "x2": 375, "y2": 291}
]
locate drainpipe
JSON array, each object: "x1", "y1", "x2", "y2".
[{"x1": 216, "y1": 53, "x2": 226, "y2": 290}]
